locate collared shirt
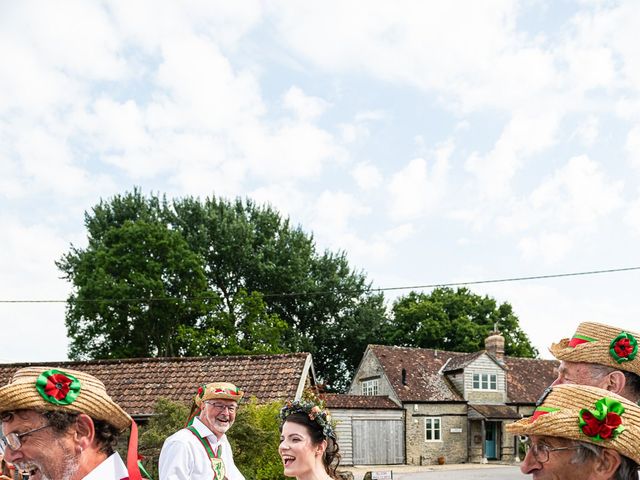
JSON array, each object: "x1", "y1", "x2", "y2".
[
  {"x1": 159, "y1": 417, "x2": 245, "y2": 480},
  {"x1": 83, "y1": 452, "x2": 128, "y2": 480}
]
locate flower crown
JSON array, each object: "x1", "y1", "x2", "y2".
[{"x1": 279, "y1": 399, "x2": 336, "y2": 440}]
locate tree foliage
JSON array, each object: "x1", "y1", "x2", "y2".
[
  {"x1": 58, "y1": 189, "x2": 387, "y2": 390},
  {"x1": 386, "y1": 287, "x2": 538, "y2": 357}
]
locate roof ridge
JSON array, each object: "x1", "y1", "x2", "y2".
[{"x1": 0, "y1": 352, "x2": 311, "y2": 367}]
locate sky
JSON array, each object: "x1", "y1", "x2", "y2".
[{"x1": 1, "y1": 0, "x2": 639, "y2": 364}]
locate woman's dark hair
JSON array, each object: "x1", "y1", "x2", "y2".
[{"x1": 281, "y1": 412, "x2": 341, "y2": 478}]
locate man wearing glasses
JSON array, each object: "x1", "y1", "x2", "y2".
[
  {"x1": 506, "y1": 384, "x2": 640, "y2": 479},
  {"x1": 160, "y1": 382, "x2": 245, "y2": 480},
  {"x1": 0, "y1": 366, "x2": 143, "y2": 480}
]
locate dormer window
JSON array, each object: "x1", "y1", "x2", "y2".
[
  {"x1": 472, "y1": 373, "x2": 497, "y2": 390},
  {"x1": 362, "y1": 378, "x2": 379, "y2": 395}
]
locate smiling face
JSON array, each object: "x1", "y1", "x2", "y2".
[
  {"x1": 279, "y1": 420, "x2": 327, "y2": 479},
  {"x1": 199, "y1": 399, "x2": 238, "y2": 438},
  {"x1": 1, "y1": 410, "x2": 79, "y2": 480}
]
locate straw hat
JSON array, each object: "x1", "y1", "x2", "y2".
[
  {"x1": 549, "y1": 322, "x2": 639, "y2": 375},
  {"x1": 0, "y1": 366, "x2": 131, "y2": 431},
  {"x1": 506, "y1": 384, "x2": 640, "y2": 464},
  {"x1": 194, "y1": 381, "x2": 244, "y2": 406}
]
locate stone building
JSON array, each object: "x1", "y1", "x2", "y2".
[{"x1": 326, "y1": 333, "x2": 557, "y2": 466}]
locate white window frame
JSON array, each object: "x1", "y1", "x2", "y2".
[
  {"x1": 425, "y1": 417, "x2": 442, "y2": 442},
  {"x1": 472, "y1": 373, "x2": 498, "y2": 391},
  {"x1": 361, "y1": 378, "x2": 379, "y2": 396}
]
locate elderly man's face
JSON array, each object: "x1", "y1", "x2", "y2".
[
  {"x1": 520, "y1": 435, "x2": 595, "y2": 479},
  {"x1": 552, "y1": 361, "x2": 610, "y2": 389},
  {"x1": 1, "y1": 410, "x2": 78, "y2": 480},
  {"x1": 199, "y1": 399, "x2": 238, "y2": 438}
]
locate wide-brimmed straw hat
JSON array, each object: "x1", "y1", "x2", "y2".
[
  {"x1": 549, "y1": 322, "x2": 639, "y2": 375},
  {"x1": 194, "y1": 381, "x2": 244, "y2": 406},
  {"x1": 0, "y1": 366, "x2": 143, "y2": 480},
  {"x1": 506, "y1": 384, "x2": 640, "y2": 464},
  {"x1": 0, "y1": 366, "x2": 130, "y2": 431}
]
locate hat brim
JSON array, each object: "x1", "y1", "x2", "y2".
[
  {"x1": 0, "y1": 382, "x2": 131, "y2": 432},
  {"x1": 549, "y1": 338, "x2": 640, "y2": 375},
  {"x1": 507, "y1": 411, "x2": 640, "y2": 464}
]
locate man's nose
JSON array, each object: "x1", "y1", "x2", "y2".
[{"x1": 520, "y1": 449, "x2": 541, "y2": 474}]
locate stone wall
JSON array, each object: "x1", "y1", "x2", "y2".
[{"x1": 405, "y1": 402, "x2": 467, "y2": 465}]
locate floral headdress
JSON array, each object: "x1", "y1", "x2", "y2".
[{"x1": 279, "y1": 398, "x2": 336, "y2": 440}]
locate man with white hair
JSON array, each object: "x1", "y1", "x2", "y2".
[
  {"x1": 550, "y1": 322, "x2": 640, "y2": 404},
  {"x1": 160, "y1": 382, "x2": 245, "y2": 480}
]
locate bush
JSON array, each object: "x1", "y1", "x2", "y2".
[{"x1": 228, "y1": 398, "x2": 286, "y2": 480}]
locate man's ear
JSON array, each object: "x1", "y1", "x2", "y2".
[
  {"x1": 605, "y1": 371, "x2": 626, "y2": 394},
  {"x1": 593, "y1": 448, "x2": 622, "y2": 479},
  {"x1": 73, "y1": 414, "x2": 96, "y2": 453}
]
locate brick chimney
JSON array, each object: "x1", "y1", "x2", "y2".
[{"x1": 485, "y1": 331, "x2": 505, "y2": 362}]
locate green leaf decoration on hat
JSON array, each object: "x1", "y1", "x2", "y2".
[
  {"x1": 35, "y1": 369, "x2": 81, "y2": 405},
  {"x1": 578, "y1": 397, "x2": 625, "y2": 442},
  {"x1": 609, "y1": 332, "x2": 638, "y2": 364}
]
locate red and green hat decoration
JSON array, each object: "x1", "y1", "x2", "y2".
[
  {"x1": 35, "y1": 369, "x2": 81, "y2": 406},
  {"x1": 568, "y1": 333, "x2": 597, "y2": 348},
  {"x1": 212, "y1": 386, "x2": 242, "y2": 397},
  {"x1": 579, "y1": 397, "x2": 625, "y2": 442},
  {"x1": 609, "y1": 332, "x2": 637, "y2": 364}
]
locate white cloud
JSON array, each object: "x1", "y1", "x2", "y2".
[
  {"x1": 466, "y1": 112, "x2": 560, "y2": 199},
  {"x1": 625, "y1": 124, "x2": 640, "y2": 168},
  {"x1": 388, "y1": 141, "x2": 452, "y2": 221},
  {"x1": 283, "y1": 86, "x2": 329, "y2": 121},
  {"x1": 572, "y1": 115, "x2": 600, "y2": 147},
  {"x1": 352, "y1": 162, "x2": 383, "y2": 190}
]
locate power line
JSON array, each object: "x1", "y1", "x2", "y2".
[{"x1": 1, "y1": 265, "x2": 639, "y2": 304}]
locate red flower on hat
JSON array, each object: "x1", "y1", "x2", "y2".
[
  {"x1": 609, "y1": 332, "x2": 638, "y2": 364},
  {"x1": 35, "y1": 369, "x2": 81, "y2": 406},
  {"x1": 579, "y1": 397, "x2": 625, "y2": 442},
  {"x1": 44, "y1": 373, "x2": 73, "y2": 400},
  {"x1": 580, "y1": 410, "x2": 622, "y2": 439}
]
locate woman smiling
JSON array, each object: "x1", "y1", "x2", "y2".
[{"x1": 278, "y1": 398, "x2": 341, "y2": 480}]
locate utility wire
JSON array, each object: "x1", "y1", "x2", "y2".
[{"x1": 1, "y1": 265, "x2": 639, "y2": 304}]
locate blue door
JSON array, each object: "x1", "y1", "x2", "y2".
[{"x1": 485, "y1": 422, "x2": 497, "y2": 459}]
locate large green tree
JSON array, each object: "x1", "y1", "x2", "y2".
[
  {"x1": 58, "y1": 190, "x2": 388, "y2": 390},
  {"x1": 386, "y1": 287, "x2": 538, "y2": 357}
]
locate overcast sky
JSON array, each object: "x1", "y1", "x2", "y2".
[{"x1": 2, "y1": 0, "x2": 639, "y2": 364}]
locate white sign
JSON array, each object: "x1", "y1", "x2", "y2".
[
  {"x1": 372, "y1": 471, "x2": 393, "y2": 480},
  {"x1": 450, "y1": 427, "x2": 463, "y2": 433}
]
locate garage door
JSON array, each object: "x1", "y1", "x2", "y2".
[{"x1": 352, "y1": 419, "x2": 405, "y2": 465}]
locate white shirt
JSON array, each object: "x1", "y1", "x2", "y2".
[
  {"x1": 83, "y1": 452, "x2": 129, "y2": 480},
  {"x1": 159, "y1": 417, "x2": 245, "y2": 480}
]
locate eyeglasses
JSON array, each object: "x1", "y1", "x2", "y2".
[
  {"x1": 204, "y1": 402, "x2": 238, "y2": 413},
  {"x1": 525, "y1": 441, "x2": 582, "y2": 464},
  {"x1": 0, "y1": 424, "x2": 52, "y2": 453}
]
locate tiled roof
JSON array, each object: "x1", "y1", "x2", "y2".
[
  {"x1": 0, "y1": 353, "x2": 313, "y2": 417},
  {"x1": 368, "y1": 345, "x2": 558, "y2": 405},
  {"x1": 368, "y1": 345, "x2": 466, "y2": 402},
  {"x1": 322, "y1": 394, "x2": 401, "y2": 410},
  {"x1": 505, "y1": 356, "x2": 559, "y2": 404},
  {"x1": 441, "y1": 351, "x2": 485, "y2": 372}
]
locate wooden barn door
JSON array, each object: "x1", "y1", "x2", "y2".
[{"x1": 352, "y1": 419, "x2": 405, "y2": 465}]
